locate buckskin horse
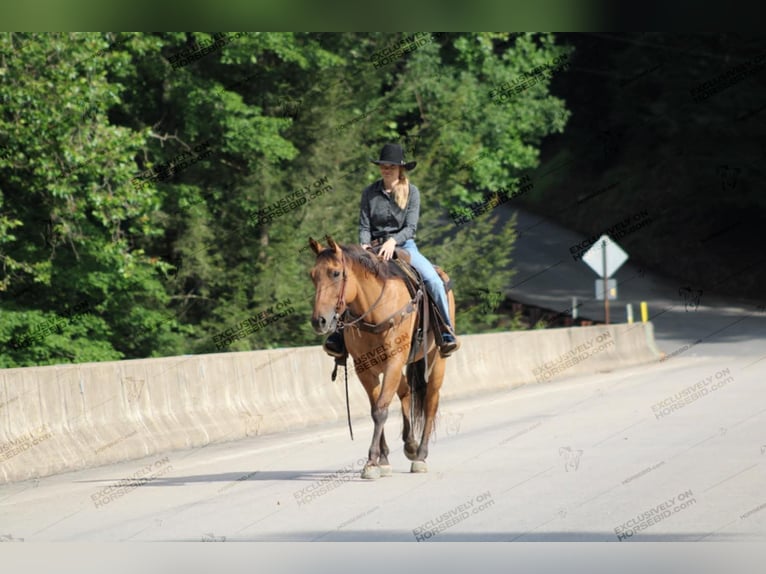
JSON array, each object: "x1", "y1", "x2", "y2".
[{"x1": 308, "y1": 236, "x2": 455, "y2": 479}]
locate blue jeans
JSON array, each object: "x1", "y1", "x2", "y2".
[{"x1": 400, "y1": 239, "x2": 454, "y2": 332}]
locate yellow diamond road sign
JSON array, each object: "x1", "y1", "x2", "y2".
[{"x1": 581, "y1": 234, "x2": 628, "y2": 278}]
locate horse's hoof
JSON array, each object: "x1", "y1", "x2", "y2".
[
  {"x1": 404, "y1": 443, "x2": 419, "y2": 461},
  {"x1": 361, "y1": 464, "x2": 381, "y2": 480},
  {"x1": 379, "y1": 464, "x2": 393, "y2": 477},
  {"x1": 410, "y1": 461, "x2": 428, "y2": 473}
]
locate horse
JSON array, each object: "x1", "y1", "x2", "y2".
[{"x1": 308, "y1": 236, "x2": 456, "y2": 479}]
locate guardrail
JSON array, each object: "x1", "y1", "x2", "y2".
[{"x1": 0, "y1": 323, "x2": 661, "y2": 483}]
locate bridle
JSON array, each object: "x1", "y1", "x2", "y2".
[{"x1": 333, "y1": 249, "x2": 389, "y2": 330}]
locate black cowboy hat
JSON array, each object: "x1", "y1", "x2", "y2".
[{"x1": 370, "y1": 143, "x2": 417, "y2": 171}]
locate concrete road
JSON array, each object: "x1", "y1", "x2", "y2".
[
  {"x1": 1, "y1": 343, "x2": 764, "y2": 542},
  {"x1": 498, "y1": 206, "x2": 766, "y2": 365}
]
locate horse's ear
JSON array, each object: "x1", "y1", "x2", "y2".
[
  {"x1": 325, "y1": 235, "x2": 341, "y2": 253},
  {"x1": 308, "y1": 237, "x2": 322, "y2": 255}
]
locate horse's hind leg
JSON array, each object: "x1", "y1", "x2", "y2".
[
  {"x1": 413, "y1": 353, "x2": 446, "y2": 473},
  {"x1": 397, "y1": 373, "x2": 419, "y2": 461}
]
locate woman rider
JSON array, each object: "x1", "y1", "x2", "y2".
[{"x1": 323, "y1": 143, "x2": 460, "y2": 358}]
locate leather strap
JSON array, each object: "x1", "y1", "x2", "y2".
[
  {"x1": 342, "y1": 289, "x2": 422, "y2": 334},
  {"x1": 335, "y1": 251, "x2": 348, "y2": 315}
]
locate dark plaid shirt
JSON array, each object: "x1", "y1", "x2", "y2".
[{"x1": 358, "y1": 179, "x2": 420, "y2": 246}]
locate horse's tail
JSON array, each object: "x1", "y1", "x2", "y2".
[{"x1": 406, "y1": 358, "x2": 428, "y2": 437}]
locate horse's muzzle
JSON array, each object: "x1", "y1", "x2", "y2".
[{"x1": 311, "y1": 313, "x2": 337, "y2": 335}]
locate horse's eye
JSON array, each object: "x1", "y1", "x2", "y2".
[{"x1": 332, "y1": 270, "x2": 341, "y2": 278}]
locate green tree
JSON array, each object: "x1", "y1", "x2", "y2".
[{"x1": 0, "y1": 32, "x2": 574, "y2": 365}]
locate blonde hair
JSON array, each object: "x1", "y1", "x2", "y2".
[{"x1": 392, "y1": 167, "x2": 410, "y2": 210}]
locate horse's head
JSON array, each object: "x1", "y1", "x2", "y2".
[{"x1": 308, "y1": 235, "x2": 358, "y2": 335}]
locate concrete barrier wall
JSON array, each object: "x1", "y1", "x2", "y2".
[{"x1": 0, "y1": 322, "x2": 660, "y2": 484}]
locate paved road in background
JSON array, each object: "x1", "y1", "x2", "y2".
[{"x1": 506, "y1": 207, "x2": 765, "y2": 362}]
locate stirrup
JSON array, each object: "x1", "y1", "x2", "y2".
[
  {"x1": 323, "y1": 331, "x2": 346, "y2": 358},
  {"x1": 331, "y1": 354, "x2": 347, "y2": 381},
  {"x1": 438, "y1": 332, "x2": 460, "y2": 358}
]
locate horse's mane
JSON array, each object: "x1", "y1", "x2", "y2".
[{"x1": 316, "y1": 244, "x2": 410, "y2": 282}]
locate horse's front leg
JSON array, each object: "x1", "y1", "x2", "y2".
[{"x1": 358, "y1": 366, "x2": 401, "y2": 480}]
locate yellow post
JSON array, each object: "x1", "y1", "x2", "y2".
[{"x1": 640, "y1": 301, "x2": 648, "y2": 323}]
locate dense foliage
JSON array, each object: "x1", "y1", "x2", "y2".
[{"x1": 0, "y1": 32, "x2": 569, "y2": 367}]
